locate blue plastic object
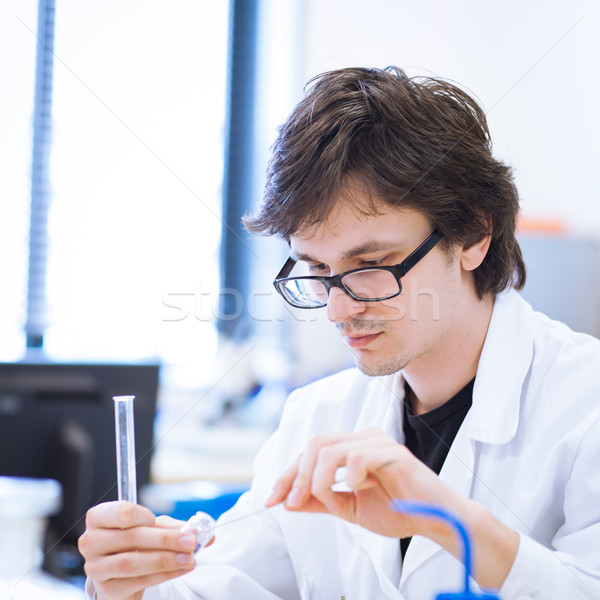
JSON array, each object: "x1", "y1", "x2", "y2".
[
  {"x1": 391, "y1": 500, "x2": 500, "y2": 600},
  {"x1": 141, "y1": 482, "x2": 248, "y2": 522}
]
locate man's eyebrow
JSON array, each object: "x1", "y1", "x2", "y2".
[
  {"x1": 290, "y1": 250, "x2": 318, "y2": 262},
  {"x1": 291, "y1": 240, "x2": 400, "y2": 263},
  {"x1": 341, "y1": 240, "x2": 399, "y2": 260}
]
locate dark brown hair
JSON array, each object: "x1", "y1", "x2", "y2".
[{"x1": 244, "y1": 66, "x2": 525, "y2": 297}]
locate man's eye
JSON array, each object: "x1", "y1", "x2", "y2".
[
  {"x1": 360, "y1": 258, "x2": 385, "y2": 267},
  {"x1": 308, "y1": 264, "x2": 329, "y2": 274}
]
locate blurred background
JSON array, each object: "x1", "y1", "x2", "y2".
[{"x1": 1, "y1": 0, "x2": 599, "y2": 592}]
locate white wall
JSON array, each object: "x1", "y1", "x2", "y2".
[{"x1": 297, "y1": 0, "x2": 600, "y2": 233}]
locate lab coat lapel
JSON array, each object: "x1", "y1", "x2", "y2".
[
  {"x1": 347, "y1": 522, "x2": 404, "y2": 599},
  {"x1": 399, "y1": 290, "x2": 534, "y2": 587},
  {"x1": 339, "y1": 373, "x2": 406, "y2": 599},
  {"x1": 338, "y1": 292, "x2": 533, "y2": 594},
  {"x1": 399, "y1": 416, "x2": 476, "y2": 585},
  {"x1": 348, "y1": 369, "x2": 476, "y2": 592},
  {"x1": 467, "y1": 290, "x2": 533, "y2": 445}
]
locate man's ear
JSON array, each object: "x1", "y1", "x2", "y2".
[{"x1": 460, "y1": 219, "x2": 492, "y2": 272}]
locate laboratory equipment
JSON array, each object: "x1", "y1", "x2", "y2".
[
  {"x1": 391, "y1": 500, "x2": 500, "y2": 600},
  {"x1": 180, "y1": 511, "x2": 217, "y2": 550},
  {"x1": 140, "y1": 480, "x2": 248, "y2": 521},
  {"x1": 113, "y1": 395, "x2": 137, "y2": 503},
  {"x1": 179, "y1": 505, "x2": 276, "y2": 551},
  {"x1": 0, "y1": 363, "x2": 157, "y2": 537},
  {"x1": 0, "y1": 476, "x2": 84, "y2": 599},
  {"x1": 0, "y1": 363, "x2": 157, "y2": 579}
]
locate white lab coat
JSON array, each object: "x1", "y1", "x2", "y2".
[{"x1": 141, "y1": 289, "x2": 600, "y2": 600}]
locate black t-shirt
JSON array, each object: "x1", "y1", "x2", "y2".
[{"x1": 400, "y1": 377, "x2": 474, "y2": 558}]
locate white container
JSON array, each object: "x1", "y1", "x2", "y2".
[{"x1": 0, "y1": 476, "x2": 84, "y2": 599}]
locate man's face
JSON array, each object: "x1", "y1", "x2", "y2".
[{"x1": 289, "y1": 199, "x2": 475, "y2": 377}]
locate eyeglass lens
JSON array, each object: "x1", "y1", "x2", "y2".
[{"x1": 282, "y1": 268, "x2": 400, "y2": 307}]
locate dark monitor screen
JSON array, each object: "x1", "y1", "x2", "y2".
[{"x1": 0, "y1": 362, "x2": 159, "y2": 568}]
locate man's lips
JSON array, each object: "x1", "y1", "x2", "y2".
[{"x1": 343, "y1": 332, "x2": 382, "y2": 348}]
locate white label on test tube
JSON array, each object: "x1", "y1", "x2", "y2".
[{"x1": 113, "y1": 395, "x2": 137, "y2": 503}]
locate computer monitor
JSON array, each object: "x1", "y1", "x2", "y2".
[{"x1": 0, "y1": 362, "x2": 159, "y2": 575}]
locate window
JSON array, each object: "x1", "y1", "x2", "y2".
[{"x1": 1, "y1": 1, "x2": 229, "y2": 387}]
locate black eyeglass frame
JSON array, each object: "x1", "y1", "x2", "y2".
[{"x1": 273, "y1": 230, "x2": 443, "y2": 309}]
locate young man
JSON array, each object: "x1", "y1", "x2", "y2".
[{"x1": 80, "y1": 67, "x2": 600, "y2": 599}]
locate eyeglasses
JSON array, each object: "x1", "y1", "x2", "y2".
[{"x1": 273, "y1": 230, "x2": 442, "y2": 309}]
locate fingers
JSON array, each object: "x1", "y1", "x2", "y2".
[
  {"x1": 91, "y1": 565, "x2": 196, "y2": 600},
  {"x1": 155, "y1": 515, "x2": 186, "y2": 529},
  {"x1": 79, "y1": 501, "x2": 200, "y2": 599},
  {"x1": 347, "y1": 431, "x2": 408, "y2": 484},
  {"x1": 154, "y1": 514, "x2": 216, "y2": 546},
  {"x1": 79, "y1": 520, "x2": 198, "y2": 556},
  {"x1": 344, "y1": 442, "x2": 407, "y2": 492},
  {"x1": 277, "y1": 428, "x2": 392, "y2": 510},
  {"x1": 85, "y1": 501, "x2": 155, "y2": 530},
  {"x1": 309, "y1": 433, "x2": 403, "y2": 517},
  {"x1": 84, "y1": 547, "x2": 196, "y2": 581},
  {"x1": 270, "y1": 428, "x2": 459, "y2": 541},
  {"x1": 82, "y1": 545, "x2": 197, "y2": 600},
  {"x1": 265, "y1": 454, "x2": 300, "y2": 507},
  {"x1": 266, "y1": 434, "x2": 348, "y2": 509},
  {"x1": 80, "y1": 502, "x2": 197, "y2": 556}
]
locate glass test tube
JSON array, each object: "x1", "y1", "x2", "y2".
[{"x1": 113, "y1": 395, "x2": 137, "y2": 503}]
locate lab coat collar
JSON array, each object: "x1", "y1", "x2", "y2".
[
  {"x1": 399, "y1": 289, "x2": 535, "y2": 590},
  {"x1": 340, "y1": 291, "x2": 534, "y2": 596},
  {"x1": 346, "y1": 375, "x2": 406, "y2": 599},
  {"x1": 468, "y1": 289, "x2": 534, "y2": 445},
  {"x1": 366, "y1": 289, "x2": 534, "y2": 446},
  {"x1": 400, "y1": 416, "x2": 476, "y2": 588},
  {"x1": 343, "y1": 369, "x2": 474, "y2": 598}
]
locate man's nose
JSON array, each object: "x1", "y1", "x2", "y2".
[{"x1": 326, "y1": 286, "x2": 366, "y2": 324}]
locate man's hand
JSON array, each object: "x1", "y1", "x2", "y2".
[
  {"x1": 265, "y1": 427, "x2": 457, "y2": 540},
  {"x1": 78, "y1": 501, "x2": 198, "y2": 600},
  {"x1": 265, "y1": 428, "x2": 518, "y2": 590}
]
